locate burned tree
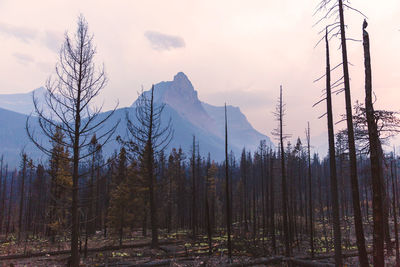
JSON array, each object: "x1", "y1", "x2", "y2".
[
  {"x1": 305, "y1": 122, "x2": 314, "y2": 258},
  {"x1": 191, "y1": 135, "x2": 197, "y2": 239},
  {"x1": 26, "y1": 15, "x2": 118, "y2": 266},
  {"x1": 362, "y1": 20, "x2": 384, "y2": 266},
  {"x1": 17, "y1": 153, "x2": 27, "y2": 242},
  {"x1": 124, "y1": 85, "x2": 173, "y2": 248},
  {"x1": 315, "y1": 1, "x2": 369, "y2": 265},
  {"x1": 272, "y1": 86, "x2": 291, "y2": 257},
  {"x1": 313, "y1": 28, "x2": 343, "y2": 266},
  {"x1": 225, "y1": 103, "x2": 232, "y2": 258},
  {"x1": 324, "y1": 29, "x2": 343, "y2": 266}
]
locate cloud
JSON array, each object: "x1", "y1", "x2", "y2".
[
  {"x1": 0, "y1": 22, "x2": 37, "y2": 43},
  {"x1": 144, "y1": 31, "x2": 185, "y2": 51},
  {"x1": 42, "y1": 31, "x2": 63, "y2": 53},
  {"x1": 13, "y1": 53, "x2": 35, "y2": 65}
]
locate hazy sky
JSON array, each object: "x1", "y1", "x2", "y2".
[{"x1": 0, "y1": 0, "x2": 399, "y2": 151}]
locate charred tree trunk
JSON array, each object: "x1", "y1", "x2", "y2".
[
  {"x1": 0, "y1": 165, "x2": 7, "y2": 234},
  {"x1": 225, "y1": 103, "x2": 232, "y2": 258},
  {"x1": 338, "y1": 1, "x2": 369, "y2": 266},
  {"x1": 391, "y1": 159, "x2": 400, "y2": 266},
  {"x1": 148, "y1": 87, "x2": 158, "y2": 248},
  {"x1": 306, "y1": 123, "x2": 314, "y2": 258},
  {"x1": 325, "y1": 29, "x2": 343, "y2": 266},
  {"x1": 362, "y1": 19, "x2": 385, "y2": 266},
  {"x1": 270, "y1": 154, "x2": 277, "y2": 254},
  {"x1": 191, "y1": 135, "x2": 197, "y2": 239},
  {"x1": 18, "y1": 154, "x2": 27, "y2": 242},
  {"x1": 6, "y1": 171, "x2": 15, "y2": 239},
  {"x1": 205, "y1": 155, "x2": 212, "y2": 255},
  {"x1": 278, "y1": 86, "x2": 290, "y2": 257}
]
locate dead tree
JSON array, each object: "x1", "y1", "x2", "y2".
[
  {"x1": 191, "y1": 135, "x2": 197, "y2": 239},
  {"x1": 362, "y1": 20, "x2": 385, "y2": 266},
  {"x1": 269, "y1": 152, "x2": 277, "y2": 254},
  {"x1": 225, "y1": 103, "x2": 232, "y2": 258},
  {"x1": 391, "y1": 155, "x2": 400, "y2": 266},
  {"x1": 26, "y1": 15, "x2": 118, "y2": 267},
  {"x1": 205, "y1": 154, "x2": 212, "y2": 255},
  {"x1": 0, "y1": 156, "x2": 3, "y2": 233},
  {"x1": 338, "y1": 3, "x2": 368, "y2": 265},
  {"x1": 123, "y1": 85, "x2": 173, "y2": 248},
  {"x1": 324, "y1": 29, "x2": 343, "y2": 266},
  {"x1": 17, "y1": 153, "x2": 27, "y2": 242},
  {"x1": 315, "y1": 1, "x2": 369, "y2": 264},
  {"x1": 6, "y1": 170, "x2": 16, "y2": 239},
  {"x1": 306, "y1": 122, "x2": 314, "y2": 258},
  {"x1": 272, "y1": 86, "x2": 290, "y2": 257},
  {"x1": 1, "y1": 164, "x2": 8, "y2": 234}
]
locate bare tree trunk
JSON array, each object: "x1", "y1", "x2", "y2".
[
  {"x1": 362, "y1": 20, "x2": 385, "y2": 266},
  {"x1": 391, "y1": 159, "x2": 400, "y2": 266},
  {"x1": 225, "y1": 104, "x2": 232, "y2": 258},
  {"x1": 205, "y1": 155, "x2": 212, "y2": 255},
  {"x1": 6, "y1": 171, "x2": 15, "y2": 239},
  {"x1": 148, "y1": 87, "x2": 158, "y2": 248},
  {"x1": 191, "y1": 136, "x2": 197, "y2": 239},
  {"x1": 260, "y1": 149, "x2": 266, "y2": 250},
  {"x1": 270, "y1": 154, "x2": 276, "y2": 254},
  {"x1": 325, "y1": 29, "x2": 343, "y2": 266},
  {"x1": 338, "y1": 1, "x2": 369, "y2": 266},
  {"x1": 0, "y1": 164, "x2": 7, "y2": 234},
  {"x1": 306, "y1": 123, "x2": 314, "y2": 258},
  {"x1": 18, "y1": 154, "x2": 27, "y2": 242},
  {"x1": 0, "y1": 156, "x2": 3, "y2": 233},
  {"x1": 71, "y1": 78, "x2": 81, "y2": 267},
  {"x1": 278, "y1": 86, "x2": 290, "y2": 257}
]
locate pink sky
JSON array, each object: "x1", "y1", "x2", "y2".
[{"x1": 0, "y1": 0, "x2": 399, "y2": 152}]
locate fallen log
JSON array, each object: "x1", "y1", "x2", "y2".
[
  {"x1": 135, "y1": 257, "x2": 196, "y2": 267},
  {"x1": 284, "y1": 257, "x2": 335, "y2": 267},
  {"x1": 300, "y1": 249, "x2": 372, "y2": 261},
  {"x1": 96, "y1": 257, "x2": 196, "y2": 267},
  {"x1": 227, "y1": 256, "x2": 283, "y2": 267},
  {"x1": 0, "y1": 240, "x2": 182, "y2": 261}
]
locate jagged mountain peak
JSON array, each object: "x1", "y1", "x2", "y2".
[
  {"x1": 132, "y1": 72, "x2": 198, "y2": 106},
  {"x1": 163, "y1": 72, "x2": 199, "y2": 107},
  {"x1": 173, "y1": 71, "x2": 191, "y2": 86}
]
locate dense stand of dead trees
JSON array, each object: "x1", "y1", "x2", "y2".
[{"x1": 2, "y1": 122, "x2": 400, "y2": 262}]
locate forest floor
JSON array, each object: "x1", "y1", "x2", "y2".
[{"x1": 0, "y1": 227, "x2": 396, "y2": 266}]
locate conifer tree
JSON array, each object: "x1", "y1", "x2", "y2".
[
  {"x1": 108, "y1": 147, "x2": 128, "y2": 246},
  {"x1": 48, "y1": 127, "x2": 72, "y2": 242}
]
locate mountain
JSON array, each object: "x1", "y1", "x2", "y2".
[
  {"x1": 0, "y1": 87, "x2": 46, "y2": 115},
  {"x1": 128, "y1": 72, "x2": 273, "y2": 159},
  {"x1": 0, "y1": 107, "x2": 44, "y2": 166},
  {"x1": 0, "y1": 72, "x2": 272, "y2": 165}
]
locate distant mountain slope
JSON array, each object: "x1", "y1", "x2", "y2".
[
  {"x1": 202, "y1": 102, "x2": 270, "y2": 153},
  {"x1": 0, "y1": 108, "x2": 43, "y2": 165},
  {"x1": 0, "y1": 72, "x2": 273, "y2": 164},
  {"x1": 0, "y1": 87, "x2": 45, "y2": 115},
  {"x1": 99, "y1": 105, "x2": 227, "y2": 160}
]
